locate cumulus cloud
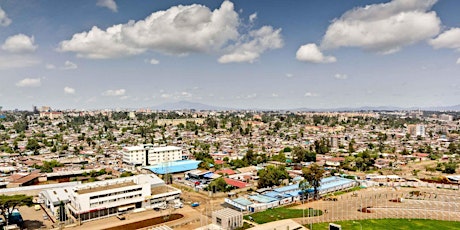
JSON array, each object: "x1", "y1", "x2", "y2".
[
  {"x1": 59, "y1": 1, "x2": 282, "y2": 62},
  {"x1": 102, "y1": 89, "x2": 126, "y2": 96},
  {"x1": 334, "y1": 73, "x2": 348, "y2": 80},
  {"x1": 149, "y1": 58, "x2": 159, "y2": 65},
  {"x1": 2, "y1": 34, "x2": 38, "y2": 53},
  {"x1": 63, "y1": 60, "x2": 78, "y2": 70},
  {"x1": 457, "y1": 58, "x2": 460, "y2": 65},
  {"x1": 0, "y1": 6, "x2": 11, "y2": 26},
  {"x1": 16, "y1": 78, "x2": 41, "y2": 88},
  {"x1": 218, "y1": 26, "x2": 283, "y2": 63},
  {"x1": 97, "y1": 0, "x2": 118, "y2": 12},
  {"x1": 249, "y1": 13, "x2": 257, "y2": 23},
  {"x1": 429, "y1": 28, "x2": 460, "y2": 51},
  {"x1": 296, "y1": 43, "x2": 336, "y2": 63},
  {"x1": 64, "y1": 86, "x2": 76, "y2": 94},
  {"x1": 321, "y1": 0, "x2": 441, "y2": 54}
]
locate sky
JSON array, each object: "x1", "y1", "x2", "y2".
[{"x1": 1, "y1": 0, "x2": 460, "y2": 110}]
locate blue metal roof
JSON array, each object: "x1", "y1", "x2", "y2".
[
  {"x1": 274, "y1": 183, "x2": 299, "y2": 193},
  {"x1": 233, "y1": 197, "x2": 253, "y2": 206},
  {"x1": 264, "y1": 191, "x2": 290, "y2": 199},
  {"x1": 249, "y1": 194, "x2": 279, "y2": 203},
  {"x1": 143, "y1": 160, "x2": 201, "y2": 174}
]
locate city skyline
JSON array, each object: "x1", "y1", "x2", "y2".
[{"x1": 1, "y1": 0, "x2": 460, "y2": 110}]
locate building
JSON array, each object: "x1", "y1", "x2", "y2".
[
  {"x1": 407, "y1": 124, "x2": 425, "y2": 137},
  {"x1": 39, "y1": 111, "x2": 64, "y2": 119},
  {"x1": 212, "y1": 208, "x2": 243, "y2": 230},
  {"x1": 40, "y1": 174, "x2": 181, "y2": 222},
  {"x1": 122, "y1": 144, "x2": 182, "y2": 166}
]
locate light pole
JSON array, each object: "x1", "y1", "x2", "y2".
[{"x1": 353, "y1": 221, "x2": 362, "y2": 230}]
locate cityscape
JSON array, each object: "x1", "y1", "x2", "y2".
[{"x1": 1, "y1": 0, "x2": 460, "y2": 230}]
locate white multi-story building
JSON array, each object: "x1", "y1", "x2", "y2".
[
  {"x1": 40, "y1": 174, "x2": 181, "y2": 222},
  {"x1": 122, "y1": 144, "x2": 182, "y2": 166}
]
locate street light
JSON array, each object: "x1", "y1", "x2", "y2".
[{"x1": 353, "y1": 221, "x2": 362, "y2": 230}]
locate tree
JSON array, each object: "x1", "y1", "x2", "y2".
[
  {"x1": 0, "y1": 194, "x2": 33, "y2": 225},
  {"x1": 302, "y1": 164, "x2": 325, "y2": 200},
  {"x1": 257, "y1": 165, "x2": 289, "y2": 188},
  {"x1": 299, "y1": 179, "x2": 311, "y2": 202},
  {"x1": 207, "y1": 178, "x2": 229, "y2": 192}
]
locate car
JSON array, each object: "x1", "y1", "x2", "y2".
[{"x1": 116, "y1": 214, "x2": 126, "y2": 220}]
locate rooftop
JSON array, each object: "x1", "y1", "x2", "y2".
[{"x1": 75, "y1": 181, "x2": 137, "y2": 194}]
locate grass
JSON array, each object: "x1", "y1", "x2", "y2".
[
  {"x1": 244, "y1": 207, "x2": 322, "y2": 224},
  {"x1": 312, "y1": 219, "x2": 460, "y2": 230}
]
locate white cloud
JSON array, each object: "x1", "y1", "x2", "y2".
[
  {"x1": 304, "y1": 92, "x2": 318, "y2": 97},
  {"x1": 97, "y1": 0, "x2": 118, "y2": 12},
  {"x1": 2, "y1": 34, "x2": 38, "y2": 53},
  {"x1": 296, "y1": 43, "x2": 336, "y2": 63},
  {"x1": 149, "y1": 58, "x2": 160, "y2": 65},
  {"x1": 456, "y1": 58, "x2": 460, "y2": 65},
  {"x1": 271, "y1": 93, "x2": 279, "y2": 97},
  {"x1": 429, "y1": 28, "x2": 460, "y2": 51},
  {"x1": 45, "y1": 64, "x2": 56, "y2": 69},
  {"x1": 160, "y1": 93, "x2": 171, "y2": 99},
  {"x1": 0, "y1": 55, "x2": 40, "y2": 69},
  {"x1": 59, "y1": 1, "x2": 282, "y2": 62},
  {"x1": 0, "y1": 6, "x2": 11, "y2": 26},
  {"x1": 321, "y1": 0, "x2": 441, "y2": 54},
  {"x1": 16, "y1": 78, "x2": 41, "y2": 88},
  {"x1": 181, "y1": 91, "x2": 192, "y2": 98},
  {"x1": 218, "y1": 26, "x2": 283, "y2": 63},
  {"x1": 286, "y1": 73, "x2": 293, "y2": 78},
  {"x1": 64, "y1": 86, "x2": 76, "y2": 95},
  {"x1": 334, "y1": 73, "x2": 348, "y2": 80},
  {"x1": 249, "y1": 13, "x2": 257, "y2": 23},
  {"x1": 102, "y1": 89, "x2": 126, "y2": 96},
  {"x1": 63, "y1": 61, "x2": 78, "y2": 70}
]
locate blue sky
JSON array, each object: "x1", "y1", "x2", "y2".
[{"x1": 1, "y1": 0, "x2": 460, "y2": 110}]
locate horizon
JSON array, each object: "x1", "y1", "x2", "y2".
[{"x1": 1, "y1": 0, "x2": 460, "y2": 110}]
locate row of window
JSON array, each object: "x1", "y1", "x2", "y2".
[
  {"x1": 90, "y1": 194, "x2": 142, "y2": 208},
  {"x1": 89, "y1": 187, "x2": 143, "y2": 200}
]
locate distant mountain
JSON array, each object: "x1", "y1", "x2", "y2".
[
  {"x1": 150, "y1": 101, "x2": 460, "y2": 112},
  {"x1": 151, "y1": 101, "x2": 234, "y2": 111}
]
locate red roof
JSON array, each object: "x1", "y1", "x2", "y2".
[
  {"x1": 215, "y1": 169, "x2": 236, "y2": 175},
  {"x1": 224, "y1": 178, "x2": 248, "y2": 189},
  {"x1": 214, "y1": 160, "x2": 225, "y2": 165}
]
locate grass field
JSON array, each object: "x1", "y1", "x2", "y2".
[
  {"x1": 244, "y1": 207, "x2": 322, "y2": 224},
  {"x1": 312, "y1": 219, "x2": 460, "y2": 230}
]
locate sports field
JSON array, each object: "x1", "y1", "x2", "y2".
[{"x1": 312, "y1": 219, "x2": 460, "y2": 230}]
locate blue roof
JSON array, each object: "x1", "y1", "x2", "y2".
[
  {"x1": 274, "y1": 183, "x2": 299, "y2": 193},
  {"x1": 264, "y1": 191, "x2": 290, "y2": 199},
  {"x1": 249, "y1": 194, "x2": 279, "y2": 203},
  {"x1": 143, "y1": 160, "x2": 201, "y2": 174},
  {"x1": 233, "y1": 197, "x2": 253, "y2": 206}
]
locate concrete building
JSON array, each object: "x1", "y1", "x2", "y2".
[
  {"x1": 40, "y1": 174, "x2": 181, "y2": 222},
  {"x1": 212, "y1": 208, "x2": 243, "y2": 230},
  {"x1": 407, "y1": 124, "x2": 426, "y2": 137},
  {"x1": 122, "y1": 144, "x2": 182, "y2": 166}
]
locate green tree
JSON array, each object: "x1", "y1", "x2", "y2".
[
  {"x1": 0, "y1": 194, "x2": 34, "y2": 225},
  {"x1": 299, "y1": 179, "x2": 312, "y2": 202},
  {"x1": 207, "y1": 177, "x2": 229, "y2": 192},
  {"x1": 302, "y1": 164, "x2": 325, "y2": 200},
  {"x1": 257, "y1": 165, "x2": 289, "y2": 188}
]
